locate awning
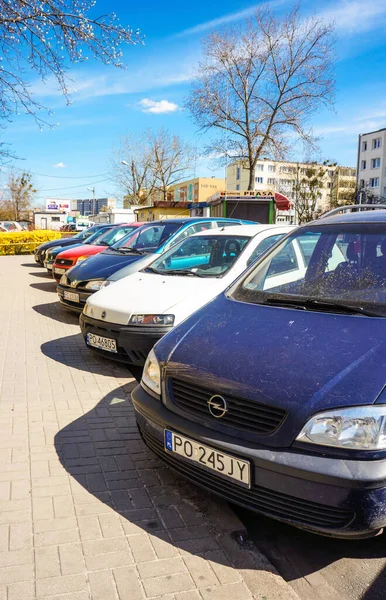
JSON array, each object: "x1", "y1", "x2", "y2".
[{"x1": 274, "y1": 192, "x2": 291, "y2": 211}]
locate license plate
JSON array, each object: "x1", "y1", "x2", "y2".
[
  {"x1": 86, "y1": 333, "x2": 117, "y2": 353},
  {"x1": 164, "y1": 430, "x2": 250, "y2": 488},
  {"x1": 63, "y1": 291, "x2": 79, "y2": 302},
  {"x1": 44, "y1": 262, "x2": 52, "y2": 270},
  {"x1": 54, "y1": 267, "x2": 66, "y2": 274}
]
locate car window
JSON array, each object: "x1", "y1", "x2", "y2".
[
  {"x1": 97, "y1": 225, "x2": 137, "y2": 245},
  {"x1": 231, "y1": 225, "x2": 386, "y2": 316},
  {"x1": 150, "y1": 235, "x2": 250, "y2": 277},
  {"x1": 246, "y1": 234, "x2": 285, "y2": 266},
  {"x1": 164, "y1": 222, "x2": 213, "y2": 249}
]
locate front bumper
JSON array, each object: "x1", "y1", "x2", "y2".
[
  {"x1": 79, "y1": 313, "x2": 171, "y2": 365},
  {"x1": 133, "y1": 384, "x2": 386, "y2": 538},
  {"x1": 52, "y1": 265, "x2": 73, "y2": 282},
  {"x1": 57, "y1": 284, "x2": 92, "y2": 313},
  {"x1": 44, "y1": 259, "x2": 54, "y2": 272}
]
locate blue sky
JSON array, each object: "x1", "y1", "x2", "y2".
[{"x1": 3, "y1": 0, "x2": 386, "y2": 205}]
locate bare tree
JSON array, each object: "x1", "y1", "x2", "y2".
[
  {"x1": 186, "y1": 5, "x2": 335, "y2": 189},
  {"x1": 0, "y1": 172, "x2": 36, "y2": 221},
  {"x1": 0, "y1": 0, "x2": 140, "y2": 156},
  {"x1": 149, "y1": 129, "x2": 194, "y2": 202},
  {"x1": 111, "y1": 134, "x2": 156, "y2": 206}
]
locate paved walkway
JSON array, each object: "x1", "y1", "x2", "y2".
[{"x1": 0, "y1": 256, "x2": 299, "y2": 600}]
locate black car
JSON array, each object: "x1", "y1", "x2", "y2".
[{"x1": 33, "y1": 224, "x2": 111, "y2": 265}]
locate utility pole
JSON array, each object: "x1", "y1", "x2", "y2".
[{"x1": 87, "y1": 187, "x2": 96, "y2": 217}]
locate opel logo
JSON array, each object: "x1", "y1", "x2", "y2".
[
  {"x1": 207, "y1": 395, "x2": 228, "y2": 418},
  {"x1": 101, "y1": 311, "x2": 106, "y2": 319}
]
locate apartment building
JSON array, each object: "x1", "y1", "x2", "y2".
[
  {"x1": 150, "y1": 177, "x2": 225, "y2": 204},
  {"x1": 227, "y1": 159, "x2": 356, "y2": 220},
  {"x1": 357, "y1": 129, "x2": 386, "y2": 198}
]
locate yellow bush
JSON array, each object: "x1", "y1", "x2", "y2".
[{"x1": 0, "y1": 230, "x2": 62, "y2": 255}]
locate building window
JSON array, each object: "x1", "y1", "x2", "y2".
[
  {"x1": 370, "y1": 177, "x2": 379, "y2": 187},
  {"x1": 362, "y1": 141, "x2": 367, "y2": 152},
  {"x1": 236, "y1": 167, "x2": 241, "y2": 180},
  {"x1": 51, "y1": 217, "x2": 60, "y2": 222},
  {"x1": 255, "y1": 177, "x2": 263, "y2": 184},
  {"x1": 267, "y1": 178, "x2": 276, "y2": 185},
  {"x1": 372, "y1": 138, "x2": 382, "y2": 149},
  {"x1": 236, "y1": 184, "x2": 240, "y2": 191},
  {"x1": 268, "y1": 165, "x2": 276, "y2": 172},
  {"x1": 359, "y1": 179, "x2": 365, "y2": 188},
  {"x1": 300, "y1": 168, "x2": 307, "y2": 174},
  {"x1": 371, "y1": 157, "x2": 381, "y2": 168},
  {"x1": 327, "y1": 182, "x2": 333, "y2": 189},
  {"x1": 255, "y1": 164, "x2": 264, "y2": 171},
  {"x1": 361, "y1": 160, "x2": 366, "y2": 170},
  {"x1": 280, "y1": 179, "x2": 292, "y2": 186},
  {"x1": 328, "y1": 170, "x2": 334, "y2": 177}
]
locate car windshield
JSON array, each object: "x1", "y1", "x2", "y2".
[
  {"x1": 111, "y1": 223, "x2": 180, "y2": 252},
  {"x1": 92, "y1": 225, "x2": 137, "y2": 246},
  {"x1": 75, "y1": 226, "x2": 102, "y2": 241},
  {"x1": 83, "y1": 228, "x2": 112, "y2": 244},
  {"x1": 229, "y1": 223, "x2": 386, "y2": 317},
  {"x1": 148, "y1": 235, "x2": 250, "y2": 277}
]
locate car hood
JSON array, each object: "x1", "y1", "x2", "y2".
[
  {"x1": 38, "y1": 237, "x2": 80, "y2": 252},
  {"x1": 66, "y1": 250, "x2": 145, "y2": 283},
  {"x1": 55, "y1": 244, "x2": 106, "y2": 259},
  {"x1": 86, "y1": 272, "x2": 222, "y2": 325},
  {"x1": 159, "y1": 294, "x2": 386, "y2": 448}
]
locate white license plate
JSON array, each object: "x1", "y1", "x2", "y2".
[
  {"x1": 55, "y1": 267, "x2": 66, "y2": 275},
  {"x1": 64, "y1": 291, "x2": 79, "y2": 302},
  {"x1": 164, "y1": 430, "x2": 250, "y2": 488},
  {"x1": 86, "y1": 333, "x2": 117, "y2": 353}
]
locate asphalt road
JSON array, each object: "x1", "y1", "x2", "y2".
[{"x1": 235, "y1": 507, "x2": 386, "y2": 600}]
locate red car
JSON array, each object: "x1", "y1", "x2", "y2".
[{"x1": 52, "y1": 223, "x2": 144, "y2": 282}]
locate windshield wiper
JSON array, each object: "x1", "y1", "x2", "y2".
[
  {"x1": 144, "y1": 266, "x2": 163, "y2": 275},
  {"x1": 115, "y1": 247, "x2": 144, "y2": 255},
  {"x1": 164, "y1": 269, "x2": 206, "y2": 277},
  {"x1": 262, "y1": 297, "x2": 380, "y2": 317},
  {"x1": 98, "y1": 241, "x2": 110, "y2": 246}
]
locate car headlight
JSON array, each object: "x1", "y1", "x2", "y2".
[
  {"x1": 296, "y1": 406, "x2": 386, "y2": 450},
  {"x1": 141, "y1": 349, "x2": 161, "y2": 398},
  {"x1": 60, "y1": 274, "x2": 68, "y2": 286},
  {"x1": 76, "y1": 255, "x2": 89, "y2": 263},
  {"x1": 85, "y1": 280, "x2": 108, "y2": 291},
  {"x1": 129, "y1": 314, "x2": 175, "y2": 326}
]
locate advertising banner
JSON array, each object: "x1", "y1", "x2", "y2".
[{"x1": 45, "y1": 200, "x2": 71, "y2": 212}]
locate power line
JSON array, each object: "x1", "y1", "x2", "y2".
[
  {"x1": 0, "y1": 165, "x2": 110, "y2": 179},
  {"x1": 35, "y1": 178, "x2": 112, "y2": 192}
]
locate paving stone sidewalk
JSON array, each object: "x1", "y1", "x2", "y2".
[{"x1": 0, "y1": 256, "x2": 299, "y2": 600}]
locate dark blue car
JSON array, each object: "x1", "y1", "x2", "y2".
[{"x1": 133, "y1": 209, "x2": 386, "y2": 538}]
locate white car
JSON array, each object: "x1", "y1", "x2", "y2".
[{"x1": 80, "y1": 224, "x2": 295, "y2": 365}]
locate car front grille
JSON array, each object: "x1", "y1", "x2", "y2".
[
  {"x1": 139, "y1": 427, "x2": 355, "y2": 531},
  {"x1": 56, "y1": 259, "x2": 74, "y2": 266},
  {"x1": 170, "y1": 378, "x2": 287, "y2": 435}
]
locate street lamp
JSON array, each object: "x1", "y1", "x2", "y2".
[{"x1": 87, "y1": 187, "x2": 96, "y2": 217}]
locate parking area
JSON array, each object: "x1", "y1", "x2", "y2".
[{"x1": 0, "y1": 256, "x2": 298, "y2": 600}]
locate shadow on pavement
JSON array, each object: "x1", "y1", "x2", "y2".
[
  {"x1": 30, "y1": 281, "x2": 58, "y2": 293},
  {"x1": 22, "y1": 262, "x2": 41, "y2": 267},
  {"x1": 54, "y1": 383, "x2": 254, "y2": 569},
  {"x1": 236, "y1": 507, "x2": 386, "y2": 600},
  {"x1": 41, "y1": 332, "x2": 131, "y2": 378},
  {"x1": 33, "y1": 302, "x2": 80, "y2": 324},
  {"x1": 29, "y1": 270, "x2": 52, "y2": 278}
]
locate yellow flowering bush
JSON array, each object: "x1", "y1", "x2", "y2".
[{"x1": 0, "y1": 230, "x2": 62, "y2": 255}]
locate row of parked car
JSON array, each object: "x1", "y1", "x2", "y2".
[{"x1": 34, "y1": 208, "x2": 386, "y2": 539}]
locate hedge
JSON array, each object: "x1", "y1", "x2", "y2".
[{"x1": 0, "y1": 230, "x2": 62, "y2": 255}]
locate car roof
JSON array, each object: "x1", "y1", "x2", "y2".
[
  {"x1": 135, "y1": 218, "x2": 248, "y2": 226},
  {"x1": 311, "y1": 210, "x2": 386, "y2": 226},
  {"x1": 189, "y1": 224, "x2": 295, "y2": 238}
]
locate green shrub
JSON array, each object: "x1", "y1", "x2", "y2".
[{"x1": 0, "y1": 230, "x2": 62, "y2": 255}]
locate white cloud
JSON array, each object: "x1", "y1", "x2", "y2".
[
  {"x1": 175, "y1": 0, "x2": 287, "y2": 37},
  {"x1": 53, "y1": 162, "x2": 66, "y2": 168},
  {"x1": 317, "y1": 0, "x2": 386, "y2": 33},
  {"x1": 138, "y1": 99, "x2": 180, "y2": 114}
]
